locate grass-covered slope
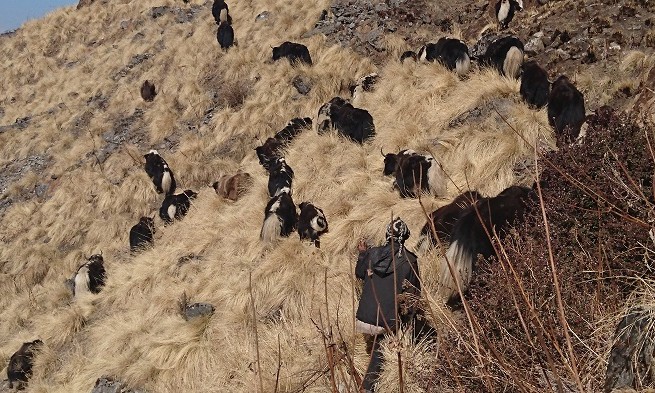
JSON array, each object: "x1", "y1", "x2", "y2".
[{"x1": 4, "y1": 0, "x2": 646, "y2": 391}]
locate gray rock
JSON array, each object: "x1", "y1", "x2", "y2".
[
  {"x1": 556, "y1": 48, "x2": 571, "y2": 60},
  {"x1": 255, "y1": 11, "x2": 270, "y2": 22},
  {"x1": 525, "y1": 33, "x2": 545, "y2": 55},
  {"x1": 151, "y1": 6, "x2": 169, "y2": 19},
  {"x1": 34, "y1": 184, "x2": 48, "y2": 198},
  {"x1": 605, "y1": 309, "x2": 655, "y2": 392},
  {"x1": 183, "y1": 302, "x2": 215, "y2": 320},
  {"x1": 91, "y1": 376, "x2": 142, "y2": 393},
  {"x1": 292, "y1": 75, "x2": 312, "y2": 95}
]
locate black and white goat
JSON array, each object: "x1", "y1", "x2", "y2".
[
  {"x1": 416, "y1": 191, "x2": 482, "y2": 252},
  {"x1": 297, "y1": 202, "x2": 328, "y2": 248},
  {"x1": 267, "y1": 157, "x2": 294, "y2": 197},
  {"x1": 417, "y1": 37, "x2": 471, "y2": 76},
  {"x1": 439, "y1": 185, "x2": 535, "y2": 302},
  {"x1": 144, "y1": 150, "x2": 176, "y2": 195},
  {"x1": 496, "y1": 0, "x2": 522, "y2": 29},
  {"x1": 382, "y1": 149, "x2": 447, "y2": 198},
  {"x1": 349, "y1": 73, "x2": 379, "y2": 105},
  {"x1": 212, "y1": 0, "x2": 231, "y2": 25},
  {"x1": 129, "y1": 216, "x2": 155, "y2": 252},
  {"x1": 73, "y1": 254, "x2": 106, "y2": 297},
  {"x1": 548, "y1": 75, "x2": 586, "y2": 145},
  {"x1": 316, "y1": 97, "x2": 375, "y2": 143},
  {"x1": 159, "y1": 190, "x2": 198, "y2": 224},
  {"x1": 478, "y1": 36, "x2": 524, "y2": 79},
  {"x1": 260, "y1": 191, "x2": 298, "y2": 242},
  {"x1": 7, "y1": 339, "x2": 43, "y2": 389}
]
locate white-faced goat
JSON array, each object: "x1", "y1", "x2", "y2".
[
  {"x1": 416, "y1": 191, "x2": 482, "y2": 252},
  {"x1": 317, "y1": 97, "x2": 375, "y2": 144},
  {"x1": 439, "y1": 185, "x2": 535, "y2": 302},
  {"x1": 267, "y1": 157, "x2": 294, "y2": 197},
  {"x1": 417, "y1": 37, "x2": 471, "y2": 76},
  {"x1": 548, "y1": 75, "x2": 586, "y2": 145},
  {"x1": 272, "y1": 41, "x2": 312, "y2": 66},
  {"x1": 159, "y1": 190, "x2": 198, "y2": 224},
  {"x1": 520, "y1": 60, "x2": 550, "y2": 109},
  {"x1": 7, "y1": 339, "x2": 43, "y2": 390},
  {"x1": 260, "y1": 191, "x2": 298, "y2": 242},
  {"x1": 297, "y1": 202, "x2": 328, "y2": 248},
  {"x1": 213, "y1": 171, "x2": 253, "y2": 201},
  {"x1": 478, "y1": 35, "x2": 524, "y2": 79},
  {"x1": 255, "y1": 117, "x2": 312, "y2": 170},
  {"x1": 129, "y1": 216, "x2": 155, "y2": 252},
  {"x1": 73, "y1": 253, "x2": 106, "y2": 297},
  {"x1": 144, "y1": 150, "x2": 176, "y2": 195},
  {"x1": 382, "y1": 149, "x2": 447, "y2": 198}
]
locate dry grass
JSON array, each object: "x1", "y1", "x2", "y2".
[{"x1": 0, "y1": 0, "x2": 628, "y2": 392}]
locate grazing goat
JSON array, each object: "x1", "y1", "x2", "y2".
[
  {"x1": 160, "y1": 190, "x2": 198, "y2": 224},
  {"x1": 7, "y1": 340, "x2": 43, "y2": 390},
  {"x1": 260, "y1": 191, "x2": 297, "y2": 242},
  {"x1": 417, "y1": 191, "x2": 482, "y2": 252},
  {"x1": 255, "y1": 117, "x2": 312, "y2": 170},
  {"x1": 382, "y1": 149, "x2": 447, "y2": 198},
  {"x1": 217, "y1": 21, "x2": 234, "y2": 50},
  {"x1": 317, "y1": 97, "x2": 375, "y2": 143},
  {"x1": 478, "y1": 36, "x2": 524, "y2": 78},
  {"x1": 439, "y1": 185, "x2": 535, "y2": 302},
  {"x1": 213, "y1": 171, "x2": 253, "y2": 201},
  {"x1": 548, "y1": 75, "x2": 586, "y2": 145},
  {"x1": 212, "y1": 0, "x2": 231, "y2": 24},
  {"x1": 520, "y1": 60, "x2": 550, "y2": 109},
  {"x1": 496, "y1": 0, "x2": 522, "y2": 29},
  {"x1": 267, "y1": 157, "x2": 294, "y2": 197},
  {"x1": 418, "y1": 38, "x2": 471, "y2": 76},
  {"x1": 129, "y1": 217, "x2": 155, "y2": 252},
  {"x1": 272, "y1": 42, "x2": 312, "y2": 66},
  {"x1": 297, "y1": 202, "x2": 328, "y2": 248},
  {"x1": 140, "y1": 80, "x2": 156, "y2": 102},
  {"x1": 74, "y1": 254, "x2": 106, "y2": 297},
  {"x1": 144, "y1": 150, "x2": 176, "y2": 195}
]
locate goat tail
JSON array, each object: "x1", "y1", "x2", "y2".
[
  {"x1": 456, "y1": 53, "x2": 471, "y2": 76},
  {"x1": 504, "y1": 46, "x2": 523, "y2": 79},
  {"x1": 260, "y1": 213, "x2": 282, "y2": 243},
  {"x1": 439, "y1": 240, "x2": 474, "y2": 302}
]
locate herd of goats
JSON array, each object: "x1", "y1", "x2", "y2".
[{"x1": 4, "y1": 0, "x2": 589, "y2": 389}]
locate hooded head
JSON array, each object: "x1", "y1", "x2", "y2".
[{"x1": 385, "y1": 217, "x2": 410, "y2": 250}]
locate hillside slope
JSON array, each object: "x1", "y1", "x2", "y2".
[{"x1": 0, "y1": 0, "x2": 653, "y2": 392}]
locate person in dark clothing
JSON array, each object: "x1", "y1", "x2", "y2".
[{"x1": 355, "y1": 217, "x2": 421, "y2": 393}]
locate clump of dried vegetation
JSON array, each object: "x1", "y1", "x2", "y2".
[{"x1": 423, "y1": 107, "x2": 655, "y2": 392}]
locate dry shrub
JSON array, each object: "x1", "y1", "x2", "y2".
[{"x1": 427, "y1": 107, "x2": 655, "y2": 392}]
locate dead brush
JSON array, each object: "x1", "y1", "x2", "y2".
[{"x1": 411, "y1": 107, "x2": 655, "y2": 392}]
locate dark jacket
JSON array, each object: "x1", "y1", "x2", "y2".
[{"x1": 355, "y1": 241, "x2": 420, "y2": 331}]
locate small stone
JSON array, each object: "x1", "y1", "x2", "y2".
[
  {"x1": 64, "y1": 278, "x2": 75, "y2": 295},
  {"x1": 34, "y1": 184, "x2": 48, "y2": 198},
  {"x1": 255, "y1": 11, "x2": 270, "y2": 22},
  {"x1": 556, "y1": 48, "x2": 571, "y2": 60},
  {"x1": 525, "y1": 34, "x2": 545, "y2": 55},
  {"x1": 609, "y1": 42, "x2": 621, "y2": 51},
  {"x1": 119, "y1": 20, "x2": 129, "y2": 29},
  {"x1": 183, "y1": 303, "x2": 215, "y2": 320},
  {"x1": 291, "y1": 75, "x2": 312, "y2": 95}
]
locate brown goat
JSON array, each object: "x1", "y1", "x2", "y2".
[{"x1": 212, "y1": 171, "x2": 253, "y2": 201}]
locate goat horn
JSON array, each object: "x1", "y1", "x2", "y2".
[{"x1": 380, "y1": 147, "x2": 386, "y2": 157}]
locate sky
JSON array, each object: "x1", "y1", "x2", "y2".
[{"x1": 0, "y1": 0, "x2": 78, "y2": 33}]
